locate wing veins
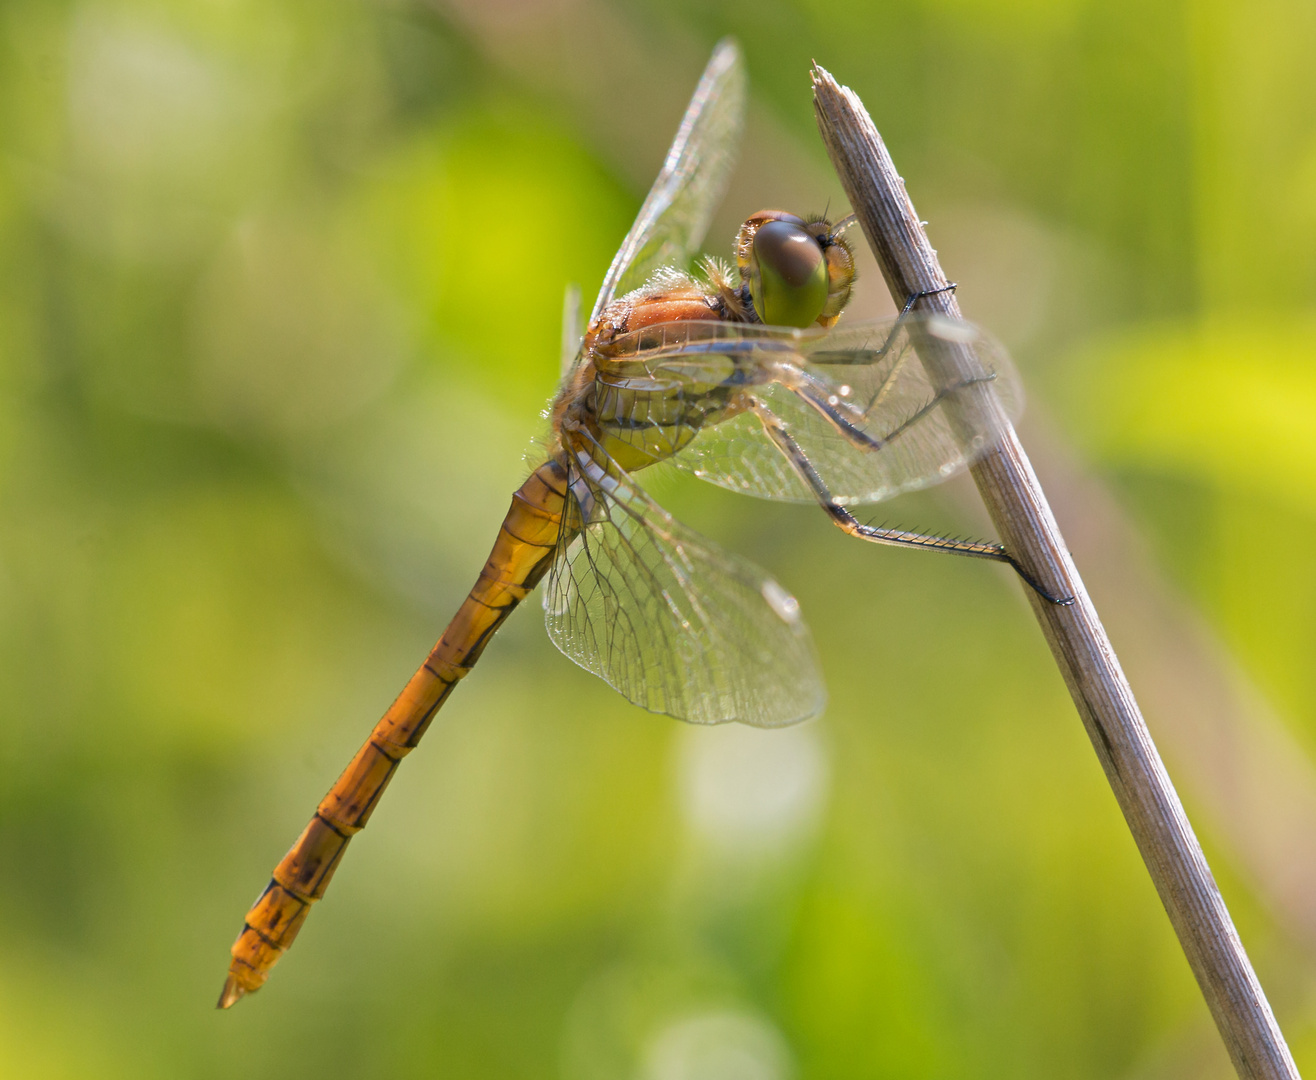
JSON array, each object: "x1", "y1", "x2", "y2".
[{"x1": 586, "y1": 41, "x2": 747, "y2": 328}]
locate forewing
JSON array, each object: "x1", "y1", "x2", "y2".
[
  {"x1": 599, "y1": 315, "x2": 1023, "y2": 504},
  {"x1": 542, "y1": 433, "x2": 824, "y2": 727},
  {"x1": 587, "y1": 40, "x2": 746, "y2": 327},
  {"x1": 561, "y1": 283, "x2": 583, "y2": 377}
]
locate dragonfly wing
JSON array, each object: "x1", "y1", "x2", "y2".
[
  {"x1": 561, "y1": 283, "x2": 583, "y2": 377},
  {"x1": 587, "y1": 39, "x2": 746, "y2": 327},
  {"x1": 542, "y1": 431, "x2": 824, "y2": 727},
  {"x1": 599, "y1": 314, "x2": 1022, "y2": 505}
]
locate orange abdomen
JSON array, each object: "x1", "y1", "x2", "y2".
[{"x1": 218, "y1": 459, "x2": 569, "y2": 1007}]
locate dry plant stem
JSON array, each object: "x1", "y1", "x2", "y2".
[{"x1": 811, "y1": 66, "x2": 1299, "y2": 1080}]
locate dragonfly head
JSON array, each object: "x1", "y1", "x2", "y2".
[{"x1": 736, "y1": 210, "x2": 856, "y2": 329}]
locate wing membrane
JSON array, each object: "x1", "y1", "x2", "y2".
[
  {"x1": 561, "y1": 283, "x2": 583, "y2": 377},
  {"x1": 587, "y1": 40, "x2": 746, "y2": 327},
  {"x1": 542, "y1": 432, "x2": 824, "y2": 727},
  {"x1": 595, "y1": 315, "x2": 1022, "y2": 505}
]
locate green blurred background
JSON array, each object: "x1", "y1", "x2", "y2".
[{"x1": 2, "y1": 0, "x2": 1315, "y2": 1076}]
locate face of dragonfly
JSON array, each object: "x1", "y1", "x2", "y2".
[{"x1": 735, "y1": 210, "x2": 856, "y2": 329}]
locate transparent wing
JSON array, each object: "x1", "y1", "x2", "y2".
[
  {"x1": 542, "y1": 431, "x2": 824, "y2": 727},
  {"x1": 587, "y1": 39, "x2": 746, "y2": 328},
  {"x1": 593, "y1": 314, "x2": 1022, "y2": 505},
  {"x1": 561, "y1": 283, "x2": 583, "y2": 377}
]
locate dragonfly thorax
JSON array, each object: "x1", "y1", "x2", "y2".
[{"x1": 550, "y1": 209, "x2": 856, "y2": 479}]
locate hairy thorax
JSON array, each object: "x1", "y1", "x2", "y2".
[{"x1": 550, "y1": 273, "x2": 754, "y2": 474}]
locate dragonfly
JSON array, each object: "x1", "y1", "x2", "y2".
[{"x1": 219, "y1": 39, "x2": 1054, "y2": 1009}]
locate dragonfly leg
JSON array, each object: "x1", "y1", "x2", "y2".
[
  {"x1": 851, "y1": 285, "x2": 965, "y2": 415},
  {"x1": 899, "y1": 281, "x2": 957, "y2": 318},
  {"x1": 829, "y1": 282, "x2": 960, "y2": 368},
  {"x1": 786, "y1": 283, "x2": 961, "y2": 420},
  {"x1": 751, "y1": 402, "x2": 1074, "y2": 605},
  {"x1": 777, "y1": 283, "x2": 957, "y2": 380},
  {"x1": 780, "y1": 364, "x2": 998, "y2": 457},
  {"x1": 837, "y1": 282, "x2": 962, "y2": 411}
]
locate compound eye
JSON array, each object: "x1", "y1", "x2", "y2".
[{"x1": 748, "y1": 220, "x2": 829, "y2": 328}]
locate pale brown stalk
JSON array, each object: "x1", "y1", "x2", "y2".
[{"x1": 811, "y1": 64, "x2": 1299, "y2": 1080}]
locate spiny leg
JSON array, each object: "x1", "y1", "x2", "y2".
[
  {"x1": 781, "y1": 366, "x2": 999, "y2": 457},
  {"x1": 900, "y1": 281, "x2": 958, "y2": 317},
  {"x1": 779, "y1": 282, "x2": 1000, "y2": 454},
  {"x1": 852, "y1": 281, "x2": 961, "y2": 415},
  {"x1": 750, "y1": 401, "x2": 1074, "y2": 605},
  {"x1": 753, "y1": 400, "x2": 1005, "y2": 560},
  {"x1": 805, "y1": 283, "x2": 961, "y2": 370}
]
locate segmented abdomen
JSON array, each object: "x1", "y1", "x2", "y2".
[{"x1": 218, "y1": 459, "x2": 568, "y2": 1007}]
